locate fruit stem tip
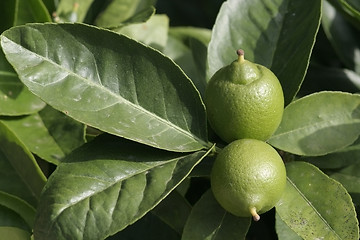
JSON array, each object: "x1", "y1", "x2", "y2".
[
  {"x1": 236, "y1": 49, "x2": 245, "y2": 63},
  {"x1": 250, "y1": 207, "x2": 260, "y2": 221}
]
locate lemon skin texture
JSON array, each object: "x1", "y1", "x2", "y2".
[
  {"x1": 205, "y1": 51, "x2": 284, "y2": 142},
  {"x1": 211, "y1": 139, "x2": 287, "y2": 219}
]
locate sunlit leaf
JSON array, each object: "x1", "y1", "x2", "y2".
[
  {"x1": 269, "y1": 91, "x2": 360, "y2": 156},
  {"x1": 1, "y1": 23, "x2": 210, "y2": 152},
  {"x1": 276, "y1": 161, "x2": 359, "y2": 240},
  {"x1": 34, "y1": 134, "x2": 213, "y2": 240}
]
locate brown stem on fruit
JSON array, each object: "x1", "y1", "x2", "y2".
[
  {"x1": 250, "y1": 207, "x2": 260, "y2": 221},
  {"x1": 236, "y1": 49, "x2": 245, "y2": 63}
]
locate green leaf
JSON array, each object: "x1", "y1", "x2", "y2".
[
  {"x1": 55, "y1": 0, "x2": 94, "y2": 23},
  {"x1": 34, "y1": 134, "x2": 213, "y2": 240},
  {"x1": 115, "y1": 14, "x2": 169, "y2": 50},
  {"x1": 0, "y1": 205, "x2": 30, "y2": 231},
  {"x1": 0, "y1": 1, "x2": 16, "y2": 33},
  {"x1": 276, "y1": 161, "x2": 359, "y2": 240},
  {"x1": 1, "y1": 23, "x2": 210, "y2": 152},
  {"x1": 11, "y1": 0, "x2": 52, "y2": 25},
  {"x1": 0, "y1": 192, "x2": 36, "y2": 229},
  {"x1": 207, "y1": 0, "x2": 322, "y2": 105},
  {"x1": 301, "y1": 137, "x2": 360, "y2": 169},
  {"x1": 326, "y1": 0, "x2": 360, "y2": 30},
  {"x1": 0, "y1": 227, "x2": 31, "y2": 240},
  {"x1": 0, "y1": 51, "x2": 46, "y2": 116},
  {"x1": 300, "y1": 65, "x2": 360, "y2": 97},
  {"x1": 94, "y1": 0, "x2": 157, "y2": 27},
  {"x1": 164, "y1": 27, "x2": 211, "y2": 97},
  {"x1": 0, "y1": 121, "x2": 46, "y2": 208},
  {"x1": 182, "y1": 189, "x2": 251, "y2": 240},
  {"x1": 151, "y1": 190, "x2": 191, "y2": 234},
  {"x1": 322, "y1": 1, "x2": 360, "y2": 74},
  {"x1": 275, "y1": 212, "x2": 302, "y2": 240},
  {"x1": 108, "y1": 211, "x2": 180, "y2": 240},
  {"x1": 268, "y1": 91, "x2": 360, "y2": 156},
  {"x1": 330, "y1": 162, "x2": 360, "y2": 194},
  {"x1": 0, "y1": 106, "x2": 85, "y2": 164}
]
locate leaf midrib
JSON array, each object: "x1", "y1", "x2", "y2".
[
  {"x1": 2, "y1": 35, "x2": 208, "y2": 148},
  {"x1": 287, "y1": 177, "x2": 342, "y2": 239}
]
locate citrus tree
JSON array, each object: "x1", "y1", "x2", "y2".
[{"x1": 0, "y1": 0, "x2": 360, "y2": 239}]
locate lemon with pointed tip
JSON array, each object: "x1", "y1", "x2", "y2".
[
  {"x1": 205, "y1": 49, "x2": 284, "y2": 142},
  {"x1": 210, "y1": 139, "x2": 286, "y2": 220}
]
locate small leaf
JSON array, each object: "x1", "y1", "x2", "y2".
[
  {"x1": 268, "y1": 91, "x2": 360, "y2": 156},
  {"x1": 115, "y1": 14, "x2": 169, "y2": 50},
  {"x1": 301, "y1": 137, "x2": 360, "y2": 169},
  {"x1": 207, "y1": 0, "x2": 322, "y2": 104},
  {"x1": 151, "y1": 191, "x2": 191, "y2": 234},
  {"x1": 1, "y1": 106, "x2": 86, "y2": 164},
  {"x1": 1, "y1": 23, "x2": 209, "y2": 152},
  {"x1": 326, "y1": 0, "x2": 360, "y2": 30},
  {"x1": 34, "y1": 134, "x2": 213, "y2": 240},
  {"x1": 94, "y1": 0, "x2": 157, "y2": 27},
  {"x1": 108, "y1": 212, "x2": 180, "y2": 240},
  {"x1": 0, "y1": 226, "x2": 31, "y2": 240},
  {"x1": 322, "y1": 1, "x2": 360, "y2": 74},
  {"x1": 55, "y1": 0, "x2": 94, "y2": 23},
  {"x1": 330, "y1": 162, "x2": 360, "y2": 194},
  {"x1": 0, "y1": 192, "x2": 36, "y2": 229},
  {"x1": 0, "y1": 121, "x2": 46, "y2": 208},
  {"x1": 276, "y1": 161, "x2": 359, "y2": 240},
  {"x1": 0, "y1": 205, "x2": 30, "y2": 232},
  {"x1": 182, "y1": 189, "x2": 251, "y2": 240}
]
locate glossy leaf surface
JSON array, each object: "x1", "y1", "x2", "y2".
[
  {"x1": 182, "y1": 189, "x2": 251, "y2": 240},
  {"x1": 207, "y1": 0, "x2": 322, "y2": 104},
  {"x1": 276, "y1": 161, "x2": 359, "y2": 240},
  {"x1": 34, "y1": 134, "x2": 212, "y2": 240},
  {"x1": 1, "y1": 23, "x2": 209, "y2": 152},
  {"x1": 269, "y1": 91, "x2": 360, "y2": 156}
]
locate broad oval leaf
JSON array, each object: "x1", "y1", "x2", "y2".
[
  {"x1": 182, "y1": 189, "x2": 251, "y2": 240},
  {"x1": 207, "y1": 0, "x2": 322, "y2": 105},
  {"x1": 276, "y1": 161, "x2": 359, "y2": 240},
  {"x1": 34, "y1": 134, "x2": 213, "y2": 240},
  {"x1": 0, "y1": 23, "x2": 210, "y2": 152},
  {"x1": 268, "y1": 91, "x2": 360, "y2": 156}
]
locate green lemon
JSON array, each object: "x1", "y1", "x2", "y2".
[
  {"x1": 211, "y1": 139, "x2": 286, "y2": 220},
  {"x1": 205, "y1": 49, "x2": 284, "y2": 142}
]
